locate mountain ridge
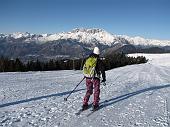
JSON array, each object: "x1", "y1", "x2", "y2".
[
  {"x1": 1, "y1": 28, "x2": 170, "y2": 47},
  {"x1": 1, "y1": 28, "x2": 170, "y2": 61}
]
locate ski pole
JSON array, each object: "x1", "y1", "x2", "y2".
[{"x1": 64, "y1": 77, "x2": 85, "y2": 101}]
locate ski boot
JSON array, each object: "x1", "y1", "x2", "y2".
[
  {"x1": 92, "y1": 104, "x2": 99, "y2": 111},
  {"x1": 82, "y1": 104, "x2": 89, "y2": 111}
]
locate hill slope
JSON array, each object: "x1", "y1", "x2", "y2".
[{"x1": 0, "y1": 54, "x2": 170, "y2": 126}]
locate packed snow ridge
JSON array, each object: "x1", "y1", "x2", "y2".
[{"x1": 1, "y1": 28, "x2": 170, "y2": 47}]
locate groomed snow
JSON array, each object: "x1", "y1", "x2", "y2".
[
  {"x1": 128, "y1": 53, "x2": 170, "y2": 67},
  {"x1": 0, "y1": 54, "x2": 170, "y2": 127}
]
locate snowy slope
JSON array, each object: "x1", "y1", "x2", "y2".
[
  {"x1": 129, "y1": 53, "x2": 170, "y2": 67},
  {"x1": 1, "y1": 54, "x2": 170, "y2": 127}
]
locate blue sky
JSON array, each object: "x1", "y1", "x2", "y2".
[{"x1": 0, "y1": 0, "x2": 170, "y2": 40}]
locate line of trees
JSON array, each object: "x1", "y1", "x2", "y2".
[
  {"x1": 0, "y1": 53, "x2": 148, "y2": 72},
  {"x1": 103, "y1": 53, "x2": 148, "y2": 70}
]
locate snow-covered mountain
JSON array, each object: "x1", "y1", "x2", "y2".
[
  {"x1": 1, "y1": 28, "x2": 170, "y2": 61},
  {"x1": 38, "y1": 28, "x2": 117, "y2": 46},
  {"x1": 1, "y1": 28, "x2": 170, "y2": 47},
  {"x1": 121, "y1": 35, "x2": 170, "y2": 47}
]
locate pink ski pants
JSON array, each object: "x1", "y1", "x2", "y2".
[{"x1": 83, "y1": 78, "x2": 100, "y2": 105}]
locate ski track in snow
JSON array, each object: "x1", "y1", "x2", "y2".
[{"x1": 0, "y1": 54, "x2": 170, "y2": 127}]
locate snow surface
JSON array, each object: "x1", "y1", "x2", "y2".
[
  {"x1": 10, "y1": 32, "x2": 31, "y2": 39},
  {"x1": 128, "y1": 53, "x2": 170, "y2": 67},
  {"x1": 1, "y1": 54, "x2": 170, "y2": 127}
]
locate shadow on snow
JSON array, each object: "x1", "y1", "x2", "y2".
[
  {"x1": 99, "y1": 84, "x2": 170, "y2": 110},
  {"x1": 0, "y1": 88, "x2": 85, "y2": 108},
  {"x1": 1, "y1": 84, "x2": 170, "y2": 109}
]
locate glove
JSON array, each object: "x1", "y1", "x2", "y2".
[
  {"x1": 101, "y1": 79, "x2": 106, "y2": 86},
  {"x1": 101, "y1": 79, "x2": 106, "y2": 82}
]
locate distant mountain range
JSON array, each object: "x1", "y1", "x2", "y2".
[{"x1": 1, "y1": 28, "x2": 170, "y2": 61}]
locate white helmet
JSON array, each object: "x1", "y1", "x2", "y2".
[{"x1": 93, "y1": 47, "x2": 100, "y2": 55}]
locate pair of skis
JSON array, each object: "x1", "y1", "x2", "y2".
[{"x1": 75, "y1": 105, "x2": 102, "y2": 117}]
